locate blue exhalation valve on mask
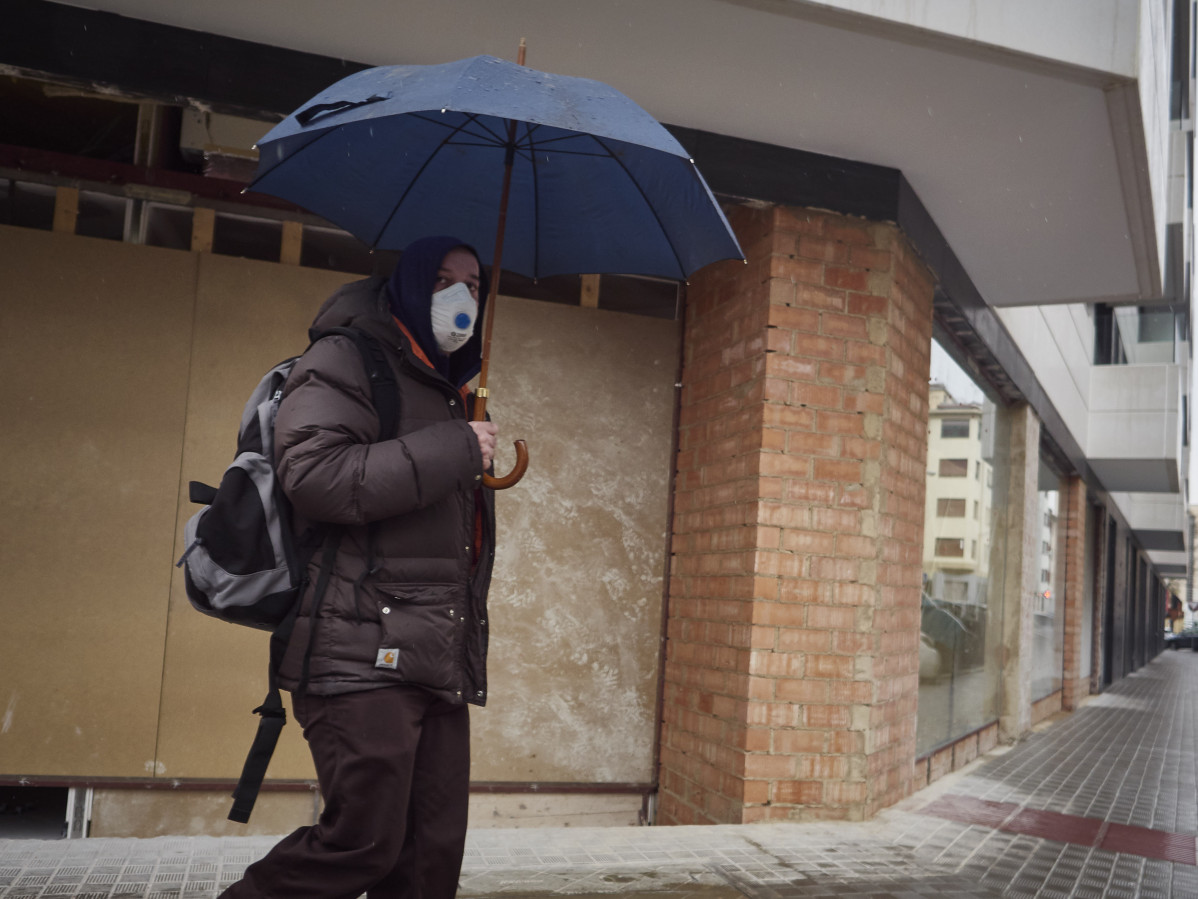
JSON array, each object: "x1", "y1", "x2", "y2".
[{"x1": 430, "y1": 282, "x2": 478, "y2": 354}]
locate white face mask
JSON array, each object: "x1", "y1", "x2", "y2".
[{"x1": 429, "y1": 281, "x2": 478, "y2": 354}]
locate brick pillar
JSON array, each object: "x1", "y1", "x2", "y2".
[
  {"x1": 658, "y1": 204, "x2": 934, "y2": 824},
  {"x1": 1061, "y1": 477, "x2": 1088, "y2": 710}
]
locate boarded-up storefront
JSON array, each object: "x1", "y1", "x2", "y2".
[{"x1": 0, "y1": 222, "x2": 679, "y2": 835}]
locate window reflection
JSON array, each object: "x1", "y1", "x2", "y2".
[
  {"x1": 1032, "y1": 462, "x2": 1065, "y2": 700},
  {"x1": 917, "y1": 343, "x2": 1010, "y2": 757}
]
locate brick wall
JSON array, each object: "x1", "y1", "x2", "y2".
[
  {"x1": 658, "y1": 204, "x2": 935, "y2": 824},
  {"x1": 914, "y1": 721, "x2": 999, "y2": 791}
]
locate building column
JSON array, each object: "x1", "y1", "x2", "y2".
[
  {"x1": 1061, "y1": 476, "x2": 1088, "y2": 710},
  {"x1": 658, "y1": 203, "x2": 934, "y2": 824},
  {"x1": 998, "y1": 404, "x2": 1040, "y2": 740}
]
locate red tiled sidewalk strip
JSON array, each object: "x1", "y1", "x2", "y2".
[
  {"x1": 920, "y1": 794, "x2": 1198, "y2": 866},
  {"x1": 1101, "y1": 822, "x2": 1198, "y2": 865},
  {"x1": 1000, "y1": 808, "x2": 1104, "y2": 845}
]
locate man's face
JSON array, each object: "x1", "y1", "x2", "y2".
[{"x1": 435, "y1": 247, "x2": 481, "y2": 303}]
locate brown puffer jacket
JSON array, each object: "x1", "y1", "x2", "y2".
[{"x1": 272, "y1": 277, "x2": 495, "y2": 706}]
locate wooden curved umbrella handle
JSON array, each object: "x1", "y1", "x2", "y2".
[{"x1": 483, "y1": 439, "x2": 529, "y2": 490}]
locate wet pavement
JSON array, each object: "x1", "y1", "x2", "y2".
[{"x1": 4, "y1": 650, "x2": 1198, "y2": 898}]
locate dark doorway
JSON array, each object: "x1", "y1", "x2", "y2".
[{"x1": 0, "y1": 786, "x2": 68, "y2": 838}]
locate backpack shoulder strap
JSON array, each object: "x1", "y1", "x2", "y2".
[
  {"x1": 228, "y1": 532, "x2": 342, "y2": 825},
  {"x1": 309, "y1": 326, "x2": 400, "y2": 441}
]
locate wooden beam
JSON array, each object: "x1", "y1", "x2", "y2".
[
  {"x1": 280, "y1": 220, "x2": 303, "y2": 266},
  {"x1": 52, "y1": 186, "x2": 79, "y2": 234},
  {"x1": 191, "y1": 207, "x2": 215, "y2": 253},
  {"x1": 580, "y1": 274, "x2": 600, "y2": 308}
]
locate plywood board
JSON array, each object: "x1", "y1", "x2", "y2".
[
  {"x1": 475, "y1": 296, "x2": 680, "y2": 783},
  {"x1": 0, "y1": 226, "x2": 196, "y2": 776},
  {"x1": 155, "y1": 254, "x2": 349, "y2": 780}
]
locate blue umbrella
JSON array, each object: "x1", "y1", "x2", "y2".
[
  {"x1": 248, "y1": 50, "x2": 745, "y2": 486},
  {"x1": 250, "y1": 53, "x2": 742, "y2": 280}
]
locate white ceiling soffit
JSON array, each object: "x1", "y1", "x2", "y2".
[
  {"x1": 1147, "y1": 550, "x2": 1188, "y2": 572},
  {"x1": 1092, "y1": 458, "x2": 1181, "y2": 494},
  {"x1": 69, "y1": 0, "x2": 1160, "y2": 309}
]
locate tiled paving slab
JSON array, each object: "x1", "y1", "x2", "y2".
[
  {"x1": 4, "y1": 652, "x2": 1198, "y2": 897},
  {"x1": 918, "y1": 792, "x2": 1198, "y2": 865}
]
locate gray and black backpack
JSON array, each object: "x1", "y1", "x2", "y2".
[{"x1": 176, "y1": 325, "x2": 398, "y2": 823}]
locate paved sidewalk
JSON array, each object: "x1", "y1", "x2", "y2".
[{"x1": 4, "y1": 651, "x2": 1198, "y2": 898}]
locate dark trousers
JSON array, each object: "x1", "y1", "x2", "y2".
[{"x1": 220, "y1": 685, "x2": 470, "y2": 899}]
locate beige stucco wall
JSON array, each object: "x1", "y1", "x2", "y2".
[{"x1": 0, "y1": 223, "x2": 678, "y2": 830}]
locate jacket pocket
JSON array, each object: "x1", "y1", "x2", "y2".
[{"x1": 372, "y1": 583, "x2": 465, "y2": 695}]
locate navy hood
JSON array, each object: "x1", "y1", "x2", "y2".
[{"x1": 387, "y1": 235, "x2": 489, "y2": 388}]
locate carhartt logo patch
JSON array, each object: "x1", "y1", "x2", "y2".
[{"x1": 376, "y1": 648, "x2": 399, "y2": 669}]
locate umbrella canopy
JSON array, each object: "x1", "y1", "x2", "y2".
[{"x1": 249, "y1": 54, "x2": 743, "y2": 280}]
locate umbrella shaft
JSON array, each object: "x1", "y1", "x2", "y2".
[
  {"x1": 475, "y1": 42, "x2": 525, "y2": 423},
  {"x1": 475, "y1": 118, "x2": 517, "y2": 423}
]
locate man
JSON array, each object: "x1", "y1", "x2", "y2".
[{"x1": 220, "y1": 236, "x2": 498, "y2": 899}]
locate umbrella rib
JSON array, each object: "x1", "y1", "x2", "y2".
[
  {"x1": 516, "y1": 147, "x2": 613, "y2": 158},
  {"x1": 404, "y1": 117, "x2": 596, "y2": 158},
  {"x1": 443, "y1": 139, "x2": 520, "y2": 150},
  {"x1": 408, "y1": 111, "x2": 506, "y2": 146},
  {"x1": 456, "y1": 113, "x2": 510, "y2": 146},
  {"x1": 591, "y1": 135, "x2": 688, "y2": 279},
  {"x1": 370, "y1": 112, "x2": 499, "y2": 247},
  {"x1": 525, "y1": 122, "x2": 543, "y2": 277},
  {"x1": 519, "y1": 131, "x2": 594, "y2": 148}
]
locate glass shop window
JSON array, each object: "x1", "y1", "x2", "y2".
[
  {"x1": 1031, "y1": 458, "x2": 1066, "y2": 701},
  {"x1": 75, "y1": 191, "x2": 129, "y2": 241},
  {"x1": 0, "y1": 180, "x2": 55, "y2": 230},
  {"x1": 143, "y1": 202, "x2": 194, "y2": 250},
  {"x1": 302, "y1": 224, "x2": 376, "y2": 275},
  {"x1": 918, "y1": 354, "x2": 1012, "y2": 758},
  {"x1": 212, "y1": 212, "x2": 282, "y2": 263}
]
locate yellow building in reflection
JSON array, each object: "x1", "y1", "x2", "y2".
[{"x1": 923, "y1": 384, "x2": 993, "y2": 606}]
